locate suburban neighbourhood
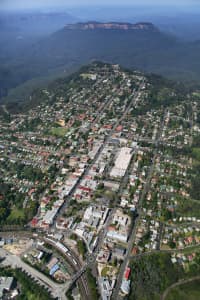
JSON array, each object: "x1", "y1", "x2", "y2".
[{"x1": 0, "y1": 63, "x2": 200, "y2": 300}]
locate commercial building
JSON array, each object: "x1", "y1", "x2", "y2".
[{"x1": 110, "y1": 147, "x2": 133, "y2": 178}]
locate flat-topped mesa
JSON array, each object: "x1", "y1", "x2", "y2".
[{"x1": 64, "y1": 22, "x2": 158, "y2": 31}]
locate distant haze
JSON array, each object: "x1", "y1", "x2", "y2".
[{"x1": 1, "y1": 0, "x2": 200, "y2": 11}]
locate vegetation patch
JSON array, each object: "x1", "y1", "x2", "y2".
[
  {"x1": 129, "y1": 253, "x2": 184, "y2": 300},
  {"x1": 166, "y1": 279, "x2": 200, "y2": 300},
  {"x1": 0, "y1": 267, "x2": 53, "y2": 300},
  {"x1": 77, "y1": 239, "x2": 87, "y2": 258},
  {"x1": 86, "y1": 268, "x2": 99, "y2": 300}
]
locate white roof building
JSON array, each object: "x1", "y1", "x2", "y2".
[
  {"x1": 0, "y1": 277, "x2": 14, "y2": 299},
  {"x1": 121, "y1": 279, "x2": 131, "y2": 295},
  {"x1": 110, "y1": 147, "x2": 133, "y2": 178},
  {"x1": 107, "y1": 230, "x2": 128, "y2": 243}
]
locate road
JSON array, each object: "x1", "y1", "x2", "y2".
[
  {"x1": 111, "y1": 109, "x2": 168, "y2": 300},
  {"x1": 128, "y1": 242, "x2": 200, "y2": 261},
  {"x1": 111, "y1": 151, "x2": 158, "y2": 300}
]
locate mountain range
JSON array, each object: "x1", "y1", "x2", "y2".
[
  {"x1": 1, "y1": 21, "x2": 200, "y2": 103},
  {"x1": 63, "y1": 21, "x2": 158, "y2": 31}
]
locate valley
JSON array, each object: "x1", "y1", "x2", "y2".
[{"x1": 2, "y1": 20, "x2": 200, "y2": 105}]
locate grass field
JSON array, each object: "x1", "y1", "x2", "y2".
[
  {"x1": 176, "y1": 198, "x2": 200, "y2": 218},
  {"x1": 166, "y1": 279, "x2": 200, "y2": 300},
  {"x1": 50, "y1": 127, "x2": 68, "y2": 137},
  {"x1": 7, "y1": 208, "x2": 25, "y2": 222}
]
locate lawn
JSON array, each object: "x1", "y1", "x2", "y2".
[
  {"x1": 7, "y1": 208, "x2": 25, "y2": 222},
  {"x1": 101, "y1": 266, "x2": 110, "y2": 276},
  {"x1": 50, "y1": 127, "x2": 68, "y2": 137}
]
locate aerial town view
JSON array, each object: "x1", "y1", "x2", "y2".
[
  {"x1": 1, "y1": 61, "x2": 200, "y2": 300},
  {"x1": 1, "y1": 1, "x2": 200, "y2": 300}
]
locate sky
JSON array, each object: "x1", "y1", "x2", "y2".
[{"x1": 1, "y1": 0, "x2": 200, "y2": 11}]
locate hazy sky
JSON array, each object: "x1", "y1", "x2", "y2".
[{"x1": 1, "y1": 0, "x2": 200, "y2": 11}]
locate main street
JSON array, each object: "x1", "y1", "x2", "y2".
[
  {"x1": 47, "y1": 79, "x2": 145, "y2": 299},
  {"x1": 52, "y1": 80, "x2": 145, "y2": 227}
]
